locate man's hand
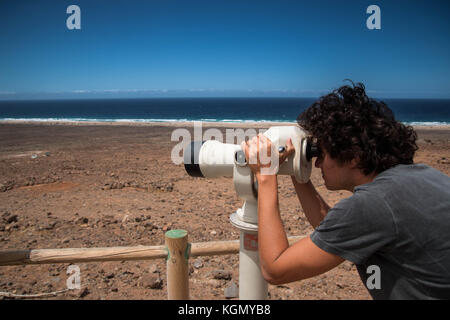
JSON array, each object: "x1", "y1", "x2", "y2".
[{"x1": 240, "y1": 134, "x2": 295, "y2": 179}]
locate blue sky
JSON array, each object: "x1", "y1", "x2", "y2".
[{"x1": 1, "y1": 0, "x2": 449, "y2": 99}]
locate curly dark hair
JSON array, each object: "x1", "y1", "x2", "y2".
[{"x1": 297, "y1": 81, "x2": 418, "y2": 175}]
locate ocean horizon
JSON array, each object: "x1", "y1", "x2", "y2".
[{"x1": 1, "y1": 97, "x2": 450, "y2": 126}]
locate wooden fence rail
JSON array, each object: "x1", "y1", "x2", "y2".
[
  {"x1": 0, "y1": 236, "x2": 303, "y2": 266},
  {"x1": 0, "y1": 233, "x2": 304, "y2": 300}
]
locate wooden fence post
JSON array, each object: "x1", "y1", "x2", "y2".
[{"x1": 165, "y1": 229, "x2": 190, "y2": 300}]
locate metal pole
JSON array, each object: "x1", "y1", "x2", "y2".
[
  {"x1": 239, "y1": 229, "x2": 268, "y2": 299},
  {"x1": 230, "y1": 204, "x2": 268, "y2": 300}
]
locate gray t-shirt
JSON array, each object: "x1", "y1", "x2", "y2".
[{"x1": 310, "y1": 164, "x2": 450, "y2": 299}]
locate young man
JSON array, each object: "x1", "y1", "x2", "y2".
[{"x1": 241, "y1": 82, "x2": 450, "y2": 299}]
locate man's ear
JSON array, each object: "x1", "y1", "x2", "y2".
[{"x1": 349, "y1": 155, "x2": 360, "y2": 169}]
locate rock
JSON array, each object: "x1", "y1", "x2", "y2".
[
  {"x1": 212, "y1": 269, "x2": 232, "y2": 280},
  {"x1": 193, "y1": 259, "x2": 203, "y2": 269},
  {"x1": 276, "y1": 284, "x2": 290, "y2": 289},
  {"x1": 341, "y1": 261, "x2": 354, "y2": 271},
  {"x1": 336, "y1": 282, "x2": 345, "y2": 289},
  {"x1": 139, "y1": 273, "x2": 163, "y2": 289},
  {"x1": 207, "y1": 279, "x2": 223, "y2": 288},
  {"x1": 102, "y1": 184, "x2": 112, "y2": 190},
  {"x1": 79, "y1": 287, "x2": 90, "y2": 298},
  {"x1": 130, "y1": 181, "x2": 139, "y2": 188},
  {"x1": 105, "y1": 273, "x2": 115, "y2": 279},
  {"x1": 5, "y1": 223, "x2": 19, "y2": 232},
  {"x1": 149, "y1": 264, "x2": 159, "y2": 274},
  {"x1": 144, "y1": 222, "x2": 157, "y2": 231},
  {"x1": 224, "y1": 281, "x2": 239, "y2": 299},
  {"x1": 149, "y1": 182, "x2": 174, "y2": 192},
  {"x1": 44, "y1": 221, "x2": 57, "y2": 230},
  {"x1": 77, "y1": 217, "x2": 88, "y2": 224},
  {"x1": 6, "y1": 215, "x2": 18, "y2": 224}
]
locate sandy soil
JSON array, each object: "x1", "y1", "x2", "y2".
[{"x1": 0, "y1": 121, "x2": 448, "y2": 300}]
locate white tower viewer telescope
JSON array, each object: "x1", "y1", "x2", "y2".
[{"x1": 183, "y1": 126, "x2": 319, "y2": 299}]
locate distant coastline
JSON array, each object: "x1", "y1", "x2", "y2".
[{"x1": 1, "y1": 119, "x2": 449, "y2": 130}]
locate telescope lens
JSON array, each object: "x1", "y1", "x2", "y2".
[{"x1": 183, "y1": 141, "x2": 205, "y2": 177}]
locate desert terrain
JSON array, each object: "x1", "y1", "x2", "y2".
[{"x1": 0, "y1": 121, "x2": 448, "y2": 300}]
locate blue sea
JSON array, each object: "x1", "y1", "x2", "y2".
[{"x1": 0, "y1": 98, "x2": 449, "y2": 125}]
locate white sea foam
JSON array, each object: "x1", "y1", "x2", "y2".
[
  {"x1": 403, "y1": 121, "x2": 450, "y2": 126},
  {"x1": 0, "y1": 117, "x2": 295, "y2": 124},
  {"x1": 0, "y1": 118, "x2": 448, "y2": 126}
]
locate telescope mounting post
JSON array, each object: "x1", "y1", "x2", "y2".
[{"x1": 229, "y1": 164, "x2": 268, "y2": 300}]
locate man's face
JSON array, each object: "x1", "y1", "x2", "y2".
[{"x1": 314, "y1": 149, "x2": 354, "y2": 191}]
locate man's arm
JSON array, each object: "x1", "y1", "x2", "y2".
[
  {"x1": 257, "y1": 175, "x2": 344, "y2": 285},
  {"x1": 291, "y1": 178, "x2": 330, "y2": 228},
  {"x1": 242, "y1": 134, "x2": 343, "y2": 285}
]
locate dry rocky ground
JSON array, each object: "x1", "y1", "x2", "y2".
[{"x1": 0, "y1": 122, "x2": 448, "y2": 300}]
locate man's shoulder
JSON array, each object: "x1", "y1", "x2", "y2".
[
  {"x1": 330, "y1": 189, "x2": 391, "y2": 222},
  {"x1": 356, "y1": 163, "x2": 449, "y2": 192},
  {"x1": 350, "y1": 163, "x2": 450, "y2": 219},
  {"x1": 377, "y1": 163, "x2": 447, "y2": 179}
]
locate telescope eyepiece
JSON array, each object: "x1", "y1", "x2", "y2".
[{"x1": 305, "y1": 139, "x2": 320, "y2": 161}]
